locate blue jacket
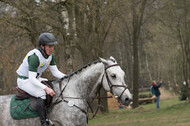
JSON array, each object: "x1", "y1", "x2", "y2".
[{"x1": 153, "y1": 83, "x2": 162, "y2": 96}]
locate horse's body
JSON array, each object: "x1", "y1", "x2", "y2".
[{"x1": 0, "y1": 57, "x2": 132, "y2": 126}]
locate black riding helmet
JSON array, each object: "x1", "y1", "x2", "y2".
[
  {"x1": 38, "y1": 32, "x2": 57, "y2": 46},
  {"x1": 38, "y1": 33, "x2": 57, "y2": 57}
]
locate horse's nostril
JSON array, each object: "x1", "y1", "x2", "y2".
[{"x1": 125, "y1": 97, "x2": 129, "y2": 101}]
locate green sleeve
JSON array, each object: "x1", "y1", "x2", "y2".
[
  {"x1": 50, "y1": 53, "x2": 56, "y2": 65},
  {"x1": 28, "y1": 53, "x2": 40, "y2": 72}
]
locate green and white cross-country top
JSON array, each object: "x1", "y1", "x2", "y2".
[{"x1": 16, "y1": 48, "x2": 56, "y2": 78}]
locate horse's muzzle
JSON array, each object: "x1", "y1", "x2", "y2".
[
  {"x1": 125, "y1": 97, "x2": 132, "y2": 106},
  {"x1": 119, "y1": 97, "x2": 132, "y2": 106}
]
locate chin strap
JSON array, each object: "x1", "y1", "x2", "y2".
[{"x1": 41, "y1": 46, "x2": 49, "y2": 58}]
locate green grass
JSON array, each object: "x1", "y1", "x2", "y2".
[{"x1": 88, "y1": 98, "x2": 190, "y2": 126}]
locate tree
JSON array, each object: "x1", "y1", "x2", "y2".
[
  {"x1": 115, "y1": 0, "x2": 159, "y2": 108},
  {"x1": 0, "y1": 0, "x2": 45, "y2": 47},
  {"x1": 130, "y1": 0, "x2": 148, "y2": 108},
  {"x1": 157, "y1": 0, "x2": 190, "y2": 102},
  {"x1": 75, "y1": 0, "x2": 119, "y2": 62},
  {"x1": 74, "y1": 0, "x2": 123, "y2": 112}
]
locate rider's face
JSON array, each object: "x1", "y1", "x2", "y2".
[{"x1": 43, "y1": 45, "x2": 55, "y2": 55}]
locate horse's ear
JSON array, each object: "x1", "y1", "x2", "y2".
[
  {"x1": 110, "y1": 56, "x2": 117, "y2": 63},
  {"x1": 99, "y1": 57, "x2": 108, "y2": 65}
]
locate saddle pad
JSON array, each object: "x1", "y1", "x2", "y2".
[{"x1": 10, "y1": 95, "x2": 38, "y2": 120}]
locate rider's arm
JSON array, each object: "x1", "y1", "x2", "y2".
[
  {"x1": 28, "y1": 54, "x2": 55, "y2": 96},
  {"x1": 49, "y1": 54, "x2": 66, "y2": 79},
  {"x1": 28, "y1": 54, "x2": 47, "y2": 89},
  {"x1": 29, "y1": 71, "x2": 47, "y2": 89},
  {"x1": 29, "y1": 71, "x2": 54, "y2": 96},
  {"x1": 49, "y1": 65, "x2": 66, "y2": 79}
]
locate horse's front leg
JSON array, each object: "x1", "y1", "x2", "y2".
[{"x1": 49, "y1": 103, "x2": 87, "y2": 126}]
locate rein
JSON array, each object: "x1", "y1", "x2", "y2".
[{"x1": 49, "y1": 63, "x2": 127, "y2": 122}]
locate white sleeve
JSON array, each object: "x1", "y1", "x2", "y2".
[
  {"x1": 49, "y1": 65, "x2": 66, "y2": 79},
  {"x1": 29, "y1": 71, "x2": 47, "y2": 89}
]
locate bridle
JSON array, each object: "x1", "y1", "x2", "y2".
[
  {"x1": 102, "y1": 64, "x2": 129, "y2": 103},
  {"x1": 49, "y1": 63, "x2": 129, "y2": 122}
]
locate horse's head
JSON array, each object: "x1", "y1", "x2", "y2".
[{"x1": 100, "y1": 56, "x2": 132, "y2": 106}]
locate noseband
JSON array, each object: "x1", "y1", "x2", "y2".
[{"x1": 102, "y1": 64, "x2": 129, "y2": 101}]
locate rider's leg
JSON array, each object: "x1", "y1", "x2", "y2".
[
  {"x1": 17, "y1": 78, "x2": 46, "y2": 99},
  {"x1": 37, "y1": 97, "x2": 49, "y2": 126},
  {"x1": 17, "y1": 78, "x2": 48, "y2": 125}
]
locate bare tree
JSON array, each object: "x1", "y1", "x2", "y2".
[
  {"x1": 0, "y1": 0, "x2": 45, "y2": 47},
  {"x1": 157, "y1": 0, "x2": 190, "y2": 102},
  {"x1": 74, "y1": 0, "x2": 123, "y2": 112},
  {"x1": 129, "y1": 0, "x2": 148, "y2": 108}
]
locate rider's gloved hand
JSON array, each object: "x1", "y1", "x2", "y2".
[{"x1": 45, "y1": 87, "x2": 55, "y2": 96}]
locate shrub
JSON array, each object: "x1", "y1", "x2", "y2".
[{"x1": 179, "y1": 84, "x2": 187, "y2": 101}]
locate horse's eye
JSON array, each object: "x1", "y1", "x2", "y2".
[{"x1": 111, "y1": 74, "x2": 116, "y2": 79}]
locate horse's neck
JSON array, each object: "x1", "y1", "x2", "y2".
[{"x1": 62, "y1": 63, "x2": 104, "y2": 99}]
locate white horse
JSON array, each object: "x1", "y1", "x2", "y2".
[{"x1": 0, "y1": 57, "x2": 132, "y2": 126}]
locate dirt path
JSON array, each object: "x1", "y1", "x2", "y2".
[{"x1": 160, "y1": 87, "x2": 176, "y2": 100}]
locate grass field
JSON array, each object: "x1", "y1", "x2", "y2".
[{"x1": 88, "y1": 98, "x2": 190, "y2": 126}]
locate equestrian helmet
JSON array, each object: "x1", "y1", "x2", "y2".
[{"x1": 38, "y1": 33, "x2": 57, "y2": 46}]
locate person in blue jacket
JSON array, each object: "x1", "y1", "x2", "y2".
[{"x1": 152, "y1": 80, "x2": 162, "y2": 109}]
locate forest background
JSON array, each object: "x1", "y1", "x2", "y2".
[{"x1": 0, "y1": 0, "x2": 190, "y2": 109}]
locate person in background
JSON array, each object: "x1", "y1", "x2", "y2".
[
  {"x1": 152, "y1": 80, "x2": 162, "y2": 109},
  {"x1": 16, "y1": 32, "x2": 66, "y2": 126}
]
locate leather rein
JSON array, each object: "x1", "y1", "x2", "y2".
[{"x1": 49, "y1": 63, "x2": 128, "y2": 122}]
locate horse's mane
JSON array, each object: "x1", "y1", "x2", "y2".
[{"x1": 60, "y1": 59, "x2": 102, "y2": 81}]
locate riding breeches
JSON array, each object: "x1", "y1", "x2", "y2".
[{"x1": 17, "y1": 78, "x2": 46, "y2": 99}]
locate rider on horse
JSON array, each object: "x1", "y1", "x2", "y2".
[{"x1": 16, "y1": 32, "x2": 66, "y2": 126}]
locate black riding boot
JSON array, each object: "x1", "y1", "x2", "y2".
[{"x1": 37, "y1": 98, "x2": 49, "y2": 126}]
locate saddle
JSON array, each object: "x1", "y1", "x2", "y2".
[{"x1": 15, "y1": 81, "x2": 53, "y2": 111}]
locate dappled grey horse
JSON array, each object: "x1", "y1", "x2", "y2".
[{"x1": 0, "y1": 57, "x2": 132, "y2": 126}]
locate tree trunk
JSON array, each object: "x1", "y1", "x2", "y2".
[
  {"x1": 63, "y1": 1, "x2": 77, "y2": 73},
  {"x1": 131, "y1": 0, "x2": 147, "y2": 108},
  {"x1": 145, "y1": 53, "x2": 152, "y2": 81},
  {"x1": 132, "y1": 37, "x2": 139, "y2": 108}
]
